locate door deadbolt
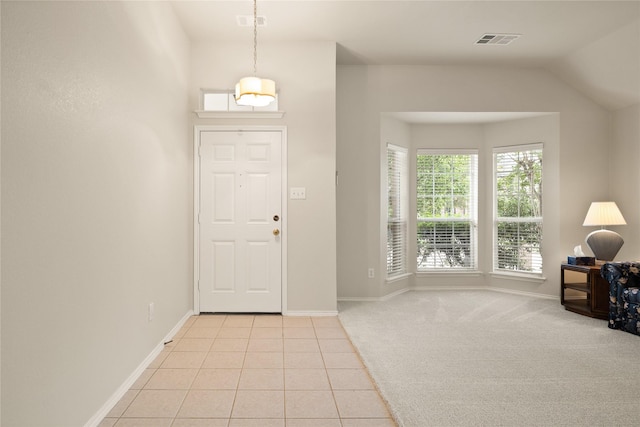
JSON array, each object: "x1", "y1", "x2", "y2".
[
  {"x1": 273, "y1": 215, "x2": 280, "y2": 222},
  {"x1": 273, "y1": 229, "x2": 280, "y2": 236}
]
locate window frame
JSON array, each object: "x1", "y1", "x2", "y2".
[
  {"x1": 199, "y1": 89, "x2": 280, "y2": 112},
  {"x1": 492, "y1": 143, "x2": 543, "y2": 276},
  {"x1": 386, "y1": 144, "x2": 409, "y2": 278},
  {"x1": 415, "y1": 149, "x2": 479, "y2": 271}
]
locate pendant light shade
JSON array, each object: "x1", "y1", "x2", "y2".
[
  {"x1": 235, "y1": 76, "x2": 276, "y2": 107},
  {"x1": 234, "y1": 0, "x2": 276, "y2": 107}
]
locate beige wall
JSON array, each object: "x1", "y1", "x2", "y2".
[
  {"x1": 1, "y1": 2, "x2": 191, "y2": 425},
  {"x1": 0, "y1": 1, "x2": 634, "y2": 424},
  {"x1": 1, "y1": 4, "x2": 337, "y2": 423},
  {"x1": 336, "y1": 66, "x2": 372, "y2": 299},
  {"x1": 610, "y1": 103, "x2": 640, "y2": 261},
  {"x1": 337, "y1": 64, "x2": 611, "y2": 300},
  {"x1": 190, "y1": 41, "x2": 338, "y2": 313},
  {"x1": 0, "y1": 2, "x2": 3, "y2": 423},
  {"x1": 548, "y1": 19, "x2": 640, "y2": 111}
]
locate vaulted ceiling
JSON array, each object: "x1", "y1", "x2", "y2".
[{"x1": 170, "y1": 0, "x2": 640, "y2": 111}]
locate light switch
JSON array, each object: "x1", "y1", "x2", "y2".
[{"x1": 290, "y1": 187, "x2": 306, "y2": 200}]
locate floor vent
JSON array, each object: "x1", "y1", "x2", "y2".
[{"x1": 475, "y1": 33, "x2": 521, "y2": 45}]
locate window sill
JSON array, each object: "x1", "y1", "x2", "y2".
[
  {"x1": 195, "y1": 111, "x2": 285, "y2": 119},
  {"x1": 490, "y1": 271, "x2": 546, "y2": 284},
  {"x1": 386, "y1": 272, "x2": 413, "y2": 284}
]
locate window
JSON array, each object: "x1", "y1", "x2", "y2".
[
  {"x1": 200, "y1": 90, "x2": 279, "y2": 112},
  {"x1": 387, "y1": 144, "x2": 408, "y2": 277},
  {"x1": 494, "y1": 144, "x2": 543, "y2": 274},
  {"x1": 416, "y1": 150, "x2": 478, "y2": 270}
]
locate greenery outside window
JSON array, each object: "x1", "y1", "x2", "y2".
[
  {"x1": 416, "y1": 150, "x2": 478, "y2": 270},
  {"x1": 387, "y1": 144, "x2": 408, "y2": 277},
  {"x1": 494, "y1": 144, "x2": 543, "y2": 274}
]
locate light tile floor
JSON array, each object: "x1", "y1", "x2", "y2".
[{"x1": 99, "y1": 314, "x2": 396, "y2": 427}]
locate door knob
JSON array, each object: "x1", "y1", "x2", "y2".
[{"x1": 273, "y1": 229, "x2": 280, "y2": 236}]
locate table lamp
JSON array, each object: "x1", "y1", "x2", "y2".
[{"x1": 582, "y1": 201, "x2": 626, "y2": 261}]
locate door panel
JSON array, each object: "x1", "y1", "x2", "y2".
[
  {"x1": 211, "y1": 241, "x2": 235, "y2": 292},
  {"x1": 247, "y1": 173, "x2": 269, "y2": 222},
  {"x1": 199, "y1": 130, "x2": 282, "y2": 313},
  {"x1": 247, "y1": 241, "x2": 269, "y2": 291},
  {"x1": 212, "y1": 174, "x2": 235, "y2": 222}
]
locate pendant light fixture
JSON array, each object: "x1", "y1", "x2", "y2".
[{"x1": 235, "y1": 0, "x2": 276, "y2": 107}]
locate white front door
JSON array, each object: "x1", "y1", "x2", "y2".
[{"x1": 198, "y1": 130, "x2": 282, "y2": 313}]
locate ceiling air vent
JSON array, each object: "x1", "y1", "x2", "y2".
[
  {"x1": 236, "y1": 15, "x2": 267, "y2": 27},
  {"x1": 475, "y1": 33, "x2": 521, "y2": 45}
]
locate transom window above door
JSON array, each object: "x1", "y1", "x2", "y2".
[{"x1": 201, "y1": 90, "x2": 279, "y2": 112}]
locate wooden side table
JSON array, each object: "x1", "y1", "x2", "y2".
[{"x1": 560, "y1": 263, "x2": 609, "y2": 319}]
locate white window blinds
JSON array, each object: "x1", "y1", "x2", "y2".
[
  {"x1": 387, "y1": 144, "x2": 408, "y2": 277},
  {"x1": 416, "y1": 150, "x2": 478, "y2": 270},
  {"x1": 494, "y1": 144, "x2": 543, "y2": 274}
]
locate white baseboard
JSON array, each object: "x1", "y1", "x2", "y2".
[
  {"x1": 284, "y1": 310, "x2": 339, "y2": 316},
  {"x1": 411, "y1": 285, "x2": 489, "y2": 292},
  {"x1": 381, "y1": 287, "x2": 412, "y2": 301},
  {"x1": 338, "y1": 288, "x2": 412, "y2": 303},
  {"x1": 413, "y1": 285, "x2": 559, "y2": 301},
  {"x1": 84, "y1": 310, "x2": 194, "y2": 427},
  {"x1": 337, "y1": 296, "x2": 384, "y2": 302},
  {"x1": 339, "y1": 286, "x2": 559, "y2": 303}
]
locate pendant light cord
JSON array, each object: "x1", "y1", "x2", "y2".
[{"x1": 253, "y1": 0, "x2": 258, "y2": 76}]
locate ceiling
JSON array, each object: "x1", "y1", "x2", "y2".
[{"x1": 170, "y1": 0, "x2": 640, "y2": 111}]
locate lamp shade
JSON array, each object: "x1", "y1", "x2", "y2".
[
  {"x1": 583, "y1": 201, "x2": 626, "y2": 261},
  {"x1": 582, "y1": 202, "x2": 626, "y2": 227},
  {"x1": 234, "y1": 76, "x2": 276, "y2": 107}
]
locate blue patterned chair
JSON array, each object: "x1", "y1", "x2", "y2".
[{"x1": 601, "y1": 262, "x2": 640, "y2": 336}]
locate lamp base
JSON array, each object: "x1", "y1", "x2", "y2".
[{"x1": 585, "y1": 229, "x2": 624, "y2": 261}]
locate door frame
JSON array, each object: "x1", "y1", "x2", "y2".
[{"x1": 193, "y1": 125, "x2": 288, "y2": 315}]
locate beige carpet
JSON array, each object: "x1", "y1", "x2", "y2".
[{"x1": 338, "y1": 290, "x2": 640, "y2": 427}]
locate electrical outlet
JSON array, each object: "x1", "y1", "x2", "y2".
[
  {"x1": 368, "y1": 268, "x2": 375, "y2": 279},
  {"x1": 148, "y1": 302, "x2": 155, "y2": 321}
]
